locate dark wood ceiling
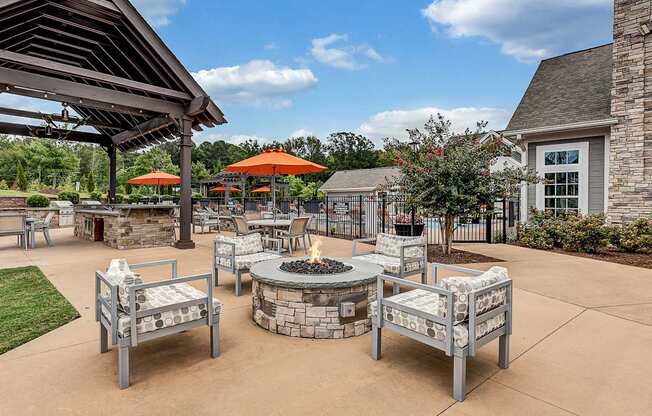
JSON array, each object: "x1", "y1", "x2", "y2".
[{"x1": 0, "y1": 0, "x2": 226, "y2": 151}]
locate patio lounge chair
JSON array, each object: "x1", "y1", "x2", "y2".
[
  {"x1": 370, "y1": 264, "x2": 512, "y2": 401},
  {"x1": 213, "y1": 232, "x2": 282, "y2": 296},
  {"x1": 0, "y1": 213, "x2": 28, "y2": 250},
  {"x1": 275, "y1": 216, "x2": 312, "y2": 255},
  {"x1": 193, "y1": 211, "x2": 220, "y2": 234},
  {"x1": 352, "y1": 233, "x2": 427, "y2": 294},
  {"x1": 95, "y1": 259, "x2": 221, "y2": 389}
]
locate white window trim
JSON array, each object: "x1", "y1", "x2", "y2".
[{"x1": 535, "y1": 142, "x2": 589, "y2": 214}]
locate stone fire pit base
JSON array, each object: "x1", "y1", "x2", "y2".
[{"x1": 252, "y1": 280, "x2": 377, "y2": 339}]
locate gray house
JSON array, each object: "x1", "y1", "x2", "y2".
[
  {"x1": 504, "y1": 0, "x2": 652, "y2": 223},
  {"x1": 320, "y1": 167, "x2": 400, "y2": 197}
]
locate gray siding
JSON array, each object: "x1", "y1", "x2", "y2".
[{"x1": 527, "y1": 137, "x2": 605, "y2": 215}]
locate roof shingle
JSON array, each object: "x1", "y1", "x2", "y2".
[{"x1": 320, "y1": 167, "x2": 399, "y2": 192}]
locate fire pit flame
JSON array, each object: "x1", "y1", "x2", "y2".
[{"x1": 308, "y1": 240, "x2": 322, "y2": 264}]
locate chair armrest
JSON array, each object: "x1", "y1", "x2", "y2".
[
  {"x1": 262, "y1": 237, "x2": 282, "y2": 254},
  {"x1": 214, "y1": 240, "x2": 236, "y2": 272},
  {"x1": 127, "y1": 273, "x2": 214, "y2": 347},
  {"x1": 95, "y1": 271, "x2": 119, "y2": 344},
  {"x1": 467, "y1": 279, "x2": 512, "y2": 357},
  {"x1": 352, "y1": 237, "x2": 377, "y2": 256},
  {"x1": 130, "y1": 259, "x2": 178, "y2": 279},
  {"x1": 431, "y1": 262, "x2": 484, "y2": 283}
]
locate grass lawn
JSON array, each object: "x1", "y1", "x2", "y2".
[
  {"x1": 0, "y1": 266, "x2": 79, "y2": 355},
  {"x1": 0, "y1": 190, "x2": 91, "y2": 199}
]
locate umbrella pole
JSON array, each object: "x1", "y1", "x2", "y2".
[{"x1": 272, "y1": 173, "x2": 276, "y2": 220}]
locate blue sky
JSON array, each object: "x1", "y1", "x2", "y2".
[{"x1": 1, "y1": 0, "x2": 615, "y2": 147}]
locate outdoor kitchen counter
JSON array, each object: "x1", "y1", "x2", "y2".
[{"x1": 74, "y1": 204, "x2": 178, "y2": 249}]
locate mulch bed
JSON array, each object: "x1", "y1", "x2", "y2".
[
  {"x1": 549, "y1": 247, "x2": 652, "y2": 269},
  {"x1": 427, "y1": 245, "x2": 504, "y2": 264}
]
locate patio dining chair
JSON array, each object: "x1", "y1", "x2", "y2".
[
  {"x1": 370, "y1": 264, "x2": 512, "y2": 401},
  {"x1": 0, "y1": 213, "x2": 28, "y2": 250},
  {"x1": 275, "y1": 216, "x2": 311, "y2": 255},
  {"x1": 232, "y1": 215, "x2": 263, "y2": 236},
  {"x1": 31, "y1": 211, "x2": 55, "y2": 247}
]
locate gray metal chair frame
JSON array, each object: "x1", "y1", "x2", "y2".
[
  {"x1": 213, "y1": 235, "x2": 282, "y2": 296},
  {"x1": 371, "y1": 263, "x2": 512, "y2": 401},
  {"x1": 95, "y1": 259, "x2": 219, "y2": 389},
  {"x1": 0, "y1": 213, "x2": 28, "y2": 250},
  {"x1": 352, "y1": 236, "x2": 427, "y2": 294},
  {"x1": 275, "y1": 216, "x2": 312, "y2": 255},
  {"x1": 193, "y1": 211, "x2": 220, "y2": 234},
  {"x1": 232, "y1": 215, "x2": 263, "y2": 236},
  {"x1": 31, "y1": 211, "x2": 54, "y2": 247}
]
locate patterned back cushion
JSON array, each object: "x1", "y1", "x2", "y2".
[
  {"x1": 375, "y1": 233, "x2": 424, "y2": 258},
  {"x1": 216, "y1": 232, "x2": 263, "y2": 256},
  {"x1": 440, "y1": 266, "x2": 509, "y2": 324},
  {"x1": 105, "y1": 259, "x2": 147, "y2": 313}
]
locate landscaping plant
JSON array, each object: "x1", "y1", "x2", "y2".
[
  {"x1": 386, "y1": 115, "x2": 537, "y2": 254},
  {"x1": 57, "y1": 191, "x2": 80, "y2": 204},
  {"x1": 25, "y1": 194, "x2": 50, "y2": 208},
  {"x1": 610, "y1": 218, "x2": 652, "y2": 254}
]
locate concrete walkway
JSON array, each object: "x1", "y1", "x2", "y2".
[{"x1": 0, "y1": 229, "x2": 650, "y2": 415}]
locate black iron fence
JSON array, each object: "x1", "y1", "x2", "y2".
[{"x1": 194, "y1": 194, "x2": 520, "y2": 245}]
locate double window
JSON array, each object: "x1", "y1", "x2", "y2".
[{"x1": 536, "y1": 143, "x2": 588, "y2": 216}]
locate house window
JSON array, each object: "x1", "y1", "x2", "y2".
[
  {"x1": 544, "y1": 150, "x2": 579, "y2": 166},
  {"x1": 544, "y1": 172, "x2": 579, "y2": 215},
  {"x1": 535, "y1": 142, "x2": 589, "y2": 215}
]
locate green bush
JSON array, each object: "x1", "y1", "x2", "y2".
[
  {"x1": 127, "y1": 193, "x2": 141, "y2": 204},
  {"x1": 15, "y1": 161, "x2": 27, "y2": 192},
  {"x1": 560, "y1": 214, "x2": 609, "y2": 253},
  {"x1": 611, "y1": 218, "x2": 652, "y2": 254},
  {"x1": 25, "y1": 194, "x2": 50, "y2": 208},
  {"x1": 149, "y1": 195, "x2": 160, "y2": 203},
  {"x1": 0, "y1": 179, "x2": 8, "y2": 190},
  {"x1": 518, "y1": 223, "x2": 554, "y2": 250},
  {"x1": 89, "y1": 191, "x2": 102, "y2": 201},
  {"x1": 192, "y1": 192, "x2": 203, "y2": 199},
  {"x1": 57, "y1": 191, "x2": 80, "y2": 204},
  {"x1": 114, "y1": 194, "x2": 125, "y2": 203}
]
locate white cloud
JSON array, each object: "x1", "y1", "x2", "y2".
[
  {"x1": 310, "y1": 34, "x2": 387, "y2": 70},
  {"x1": 264, "y1": 42, "x2": 279, "y2": 50},
  {"x1": 358, "y1": 106, "x2": 511, "y2": 145},
  {"x1": 193, "y1": 130, "x2": 274, "y2": 145},
  {"x1": 192, "y1": 60, "x2": 318, "y2": 109},
  {"x1": 132, "y1": 0, "x2": 187, "y2": 27},
  {"x1": 289, "y1": 129, "x2": 313, "y2": 138},
  {"x1": 422, "y1": 0, "x2": 612, "y2": 63}
]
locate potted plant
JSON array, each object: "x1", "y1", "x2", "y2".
[{"x1": 394, "y1": 213, "x2": 425, "y2": 236}]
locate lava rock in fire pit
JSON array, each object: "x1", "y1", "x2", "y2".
[{"x1": 280, "y1": 258, "x2": 353, "y2": 275}]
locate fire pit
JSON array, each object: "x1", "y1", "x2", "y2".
[{"x1": 250, "y1": 243, "x2": 383, "y2": 339}]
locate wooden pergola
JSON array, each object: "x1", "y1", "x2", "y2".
[{"x1": 0, "y1": 0, "x2": 226, "y2": 249}]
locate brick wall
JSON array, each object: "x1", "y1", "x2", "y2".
[
  {"x1": 0, "y1": 197, "x2": 27, "y2": 209},
  {"x1": 610, "y1": 0, "x2": 652, "y2": 223}
]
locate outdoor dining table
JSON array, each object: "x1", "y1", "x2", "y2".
[
  {"x1": 25, "y1": 217, "x2": 37, "y2": 249},
  {"x1": 247, "y1": 219, "x2": 292, "y2": 235}
]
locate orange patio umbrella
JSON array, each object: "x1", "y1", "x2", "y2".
[
  {"x1": 251, "y1": 185, "x2": 271, "y2": 193},
  {"x1": 128, "y1": 171, "x2": 180, "y2": 201},
  {"x1": 209, "y1": 185, "x2": 241, "y2": 193},
  {"x1": 226, "y1": 148, "x2": 327, "y2": 217}
]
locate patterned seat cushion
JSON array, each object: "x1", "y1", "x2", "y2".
[
  {"x1": 370, "y1": 297, "x2": 505, "y2": 348},
  {"x1": 353, "y1": 253, "x2": 425, "y2": 275},
  {"x1": 218, "y1": 251, "x2": 282, "y2": 270},
  {"x1": 441, "y1": 266, "x2": 509, "y2": 323},
  {"x1": 375, "y1": 233, "x2": 424, "y2": 258},
  {"x1": 216, "y1": 233, "x2": 264, "y2": 256},
  {"x1": 102, "y1": 282, "x2": 221, "y2": 338},
  {"x1": 105, "y1": 259, "x2": 148, "y2": 313}
]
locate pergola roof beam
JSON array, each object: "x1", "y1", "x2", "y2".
[
  {"x1": 0, "y1": 120, "x2": 109, "y2": 145},
  {"x1": 111, "y1": 115, "x2": 176, "y2": 145},
  {"x1": 0, "y1": 66, "x2": 185, "y2": 116},
  {"x1": 0, "y1": 106, "x2": 122, "y2": 131},
  {"x1": 0, "y1": 49, "x2": 191, "y2": 100}
]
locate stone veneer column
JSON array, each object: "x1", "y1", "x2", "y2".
[{"x1": 610, "y1": 0, "x2": 652, "y2": 223}]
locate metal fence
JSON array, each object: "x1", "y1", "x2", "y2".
[{"x1": 194, "y1": 194, "x2": 520, "y2": 245}]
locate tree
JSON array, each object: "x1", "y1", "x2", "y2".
[
  {"x1": 86, "y1": 171, "x2": 96, "y2": 193},
  {"x1": 15, "y1": 160, "x2": 27, "y2": 191},
  {"x1": 192, "y1": 161, "x2": 211, "y2": 182},
  {"x1": 386, "y1": 115, "x2": 538, "y2": 254},
  {"x1": 326, "y1": 132, "x2": 378, "y2": 171}
]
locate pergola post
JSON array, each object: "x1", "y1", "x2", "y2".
[
  {"x1": 176, "y1": 116, "x2": 195, "y2": 249},
  {"x1": 108, "y1": 144, "x2": 117, "y2": 203}
]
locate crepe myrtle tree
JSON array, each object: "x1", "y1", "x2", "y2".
[{"x1": 385, "y1": 115, "x2": 538, "y2": 254}]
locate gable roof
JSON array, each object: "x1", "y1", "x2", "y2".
[
  {"x1": 320, "y1": 167, "x2": 400, "y2": 192},
  {"x1": 506, "y1": 44, "x2": 613, "y2": 132}
]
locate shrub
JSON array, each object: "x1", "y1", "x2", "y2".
[
  {"x1": 89, "y1": 191, "x2": 102, "y2": 201},
  {"x1": 14, "y1": 161, "x2": 27, "y2": 191},
  {"x1": 192, "y1": 192, "x2": 203, "y2": 199},
  {"x1": 57, "y1": 191, "x2": 79, "y2": 204},
  {"x1": 560, "y1": 214, "x2": 609, "y2": 253},
  {"x1": 612, "y1": 218, "x2": 652, "y2": 254},
  {"x1": 161, "y1": 195, "x2": 174, "y2": 202},
  {"x1": 0, "y1": 179, "x2": 8, "y2": 190},
  {"x1": 127, "y1": 193, "x2": 141, "y2": 204},
  {"x1": 114, "y1": 194, "x2": 125, "y2": 203},
  {"x1": 518, "y1": 223, "x2": 554, "y2": 250},
  {"x1": 26, "y1": 194, "x2": 50, "y2": 208}
]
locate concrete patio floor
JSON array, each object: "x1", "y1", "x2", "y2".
[{"x1": 0, "y1": 228, "x2": 650, "y2": 415}]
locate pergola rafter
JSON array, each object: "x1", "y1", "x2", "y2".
[{"x1": 0, "y1": 0, "x2": 227, "y2": 249}]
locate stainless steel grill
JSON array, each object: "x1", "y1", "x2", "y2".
[{"x1": 50, "y1": 200, "x2": 74, "y2": 227}]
